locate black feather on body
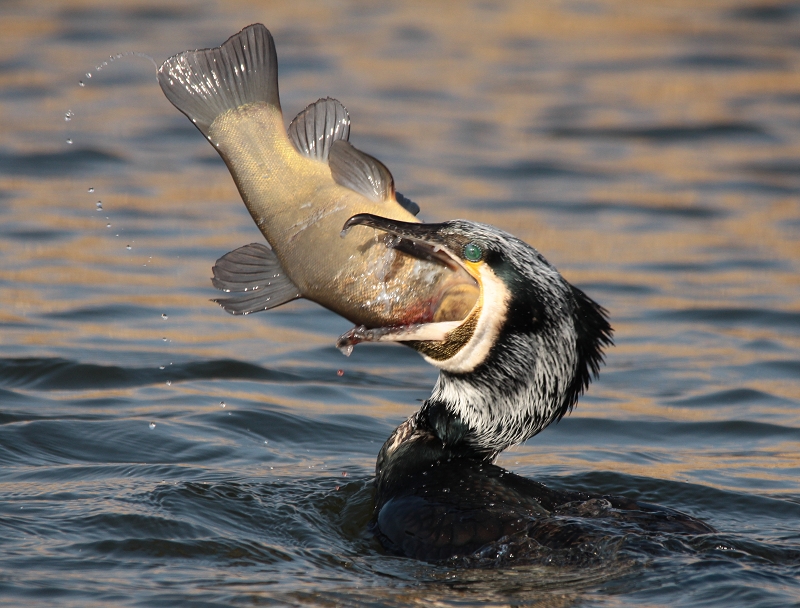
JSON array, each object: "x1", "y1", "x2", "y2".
[{"x1": 373, "y1": 404, "x2": 714, "y2": 563}]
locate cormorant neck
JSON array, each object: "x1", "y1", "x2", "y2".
[
  {"x1": 374, "y1": 399, "x2": 495, "y2": 494},
  {"x1": 375, "y1": 347, "x2": 567, "y2": 485},
  {"x1": 423, "y1": 399, "x2": 500, "y2": 460},
  {"x1": 426, "y1": 332, "x2": 575, "y2": 455},
  {"x1": 374, "y1": 275, "x2": 612, "y2": 498}
]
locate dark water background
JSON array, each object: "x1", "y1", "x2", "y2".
[{"x1": 1, "y1": 0, "x2": 799, "y2": 605}]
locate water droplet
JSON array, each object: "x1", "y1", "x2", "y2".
[
  {"x1": 88, "y1": 187, "x2": 94, "y2": 193},
  {"x1": 166, "y1": 380, "x2": 171, "y2": 386},
  {"x1": 78, "y1": 80, "x2": 85, "y2": 87},
  {"x1": 66, "y1": 138, "x2": 73, "y2": 145},
  {"x1": 264, "y1": 440, "x2": 268, "y2": 444},
  {"x1": 106, "y1": 223, "x2": 111, "y2": 228},
  {"x1": 161, "y1": 313, "x2": 168, "y2": 320},
  {"x1": 338, "y1": 344, "x2": 354, "y2": 357},
  {"x1": 96, "y1": 201, "x2": 102, "y2": 210},
  {"x1": 159, "y1": 366, "x2": 165, "y2": 370},
  {"x1": 85, "y1": 72, "x2": 92, "y2": 79},
  {"x1": 126, "y1": 245, "x2": 131, "y2": 250},
  {"x1": 341, "y1": 471, "x2": 348, "y2": 477},
  {"x1": 149, "y1": 422, "x2": 156, "y2": 429},
  {"x1": 220, "y1": 401, "x2": 226, "y2": 408},
  {"x1": 162, "y1": 337, "x2": 168, "y2": 342},
  {"x1": 64, "y1": 110, "x2": 74, "y2": 122},
  {"x1": 337, "y1": 369, "x2": 344, "y2": 376}
]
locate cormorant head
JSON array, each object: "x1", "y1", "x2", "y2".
[{"x1": 342, "y1": 214, "x2": 613, "y2": 455}]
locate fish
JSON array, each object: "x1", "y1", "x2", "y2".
[{"x1": 157, "y1": 24, "x2": 479, "y2": 345}]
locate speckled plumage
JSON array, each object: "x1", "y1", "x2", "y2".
[{"x1": 371, "y1": 219, "x2": 712, "y2": 562}]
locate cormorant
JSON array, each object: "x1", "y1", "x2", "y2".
[{"x1": 340, "y1": 214, "x2": 714, "y2": 562}]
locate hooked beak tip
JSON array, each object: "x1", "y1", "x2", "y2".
[{"x1": 341, "y1": 213, "x2": 379, "y2": 233}]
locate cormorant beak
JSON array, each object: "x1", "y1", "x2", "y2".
[
  {"x1": 338, "y1": 213, "x2": 483, "y2": 354},
  {"x1": 342, "y1": 213, "x2": 463, "y2": 272}
]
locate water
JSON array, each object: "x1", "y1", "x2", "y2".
[{"x1": 1, "y1": 0, "x2": 799, "y2": 605}]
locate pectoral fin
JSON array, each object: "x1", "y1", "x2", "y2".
[{"x1": 211, "y1": 243, "x2": 302, "y2": 315}]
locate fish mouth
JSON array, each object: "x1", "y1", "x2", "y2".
[{"x1": 337, "y1": 213, "x2": 481, "y2": 355}]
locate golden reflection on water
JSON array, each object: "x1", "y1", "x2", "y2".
[
  {"x1": 0, "y1": 0, "x2": 798, "y2": 492},
  {"x1": 3, "y1": 5, "x2": 800, "y2": 607},
  {"x1": 503, "y1": 441, "x2": 800, "y2": 496}
]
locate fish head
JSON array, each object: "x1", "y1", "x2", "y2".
[{"x1": 338, "y1": 213, "x2": 579, "y2": 374}]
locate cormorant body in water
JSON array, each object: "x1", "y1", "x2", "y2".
[{"x1": 342, "y1": 215, "x2": 714, "y2": 562}]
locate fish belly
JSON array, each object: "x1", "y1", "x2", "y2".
[{"x1": 208, "y1": 103, "x2": 469, "y2": 327}]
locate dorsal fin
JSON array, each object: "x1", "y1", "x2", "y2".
[
  {"x1": 158, "y1": 23, "x2": 279, "y2": 137},
  {"x1": 329, "y1": 139, "x2": 394, "y2": 203},
  {"x1": 288, "y1": 98, "x2": 350, "y2": 161}
]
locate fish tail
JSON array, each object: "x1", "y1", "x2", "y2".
[{"x1": 157, "y1": 24, "x2": 280, "y2": 137}]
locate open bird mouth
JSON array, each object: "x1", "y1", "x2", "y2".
[{"x1": 337, "y1": 213, "x2": 482, "y2": 356}]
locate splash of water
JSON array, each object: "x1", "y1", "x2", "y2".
[{"x1": 80, "y1": 51, "x2": 159, "y2": 86}]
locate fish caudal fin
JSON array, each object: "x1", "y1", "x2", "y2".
[
  {"x1": 158, "y1": 24, "x2": 279, "y2": 137},
  {"x1": 212, "y1": 243, "x2": 301, "y2": 315}
]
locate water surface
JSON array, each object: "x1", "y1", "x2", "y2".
[{"x1": 1, "y1": 1, "x2": 799, "y2": 605}]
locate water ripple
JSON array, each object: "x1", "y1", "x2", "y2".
[
  {"x1": 0, "y1": 357, "x2": 301, "y2": 390},
  {"x1": 548, "y1": 122, "x2": 769, "y2": 142},
  {"x1": 0, "y1": 148, "x2": 124, "y2": 176}
]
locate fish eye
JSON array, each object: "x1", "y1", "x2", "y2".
[{"x1": 463, "y1": 242, "x2": 482, "y2": 262}]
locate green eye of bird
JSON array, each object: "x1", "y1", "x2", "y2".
[{"x1": 464, "y1": 243, "x2": 482, "y2": 262}]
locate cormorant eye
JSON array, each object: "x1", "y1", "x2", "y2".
[{"x1": 463, "y1": 242, "x2": 482, "y2": 262}]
